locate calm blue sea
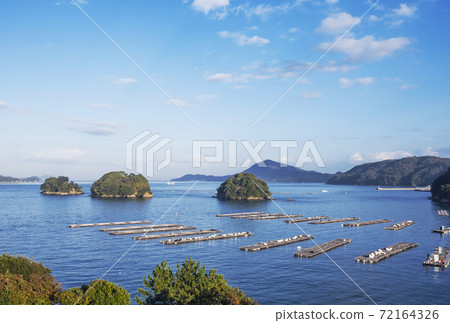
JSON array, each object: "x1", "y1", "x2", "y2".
[{"x1": 0, "y1": 182, "x2": 449, "y2": 305}]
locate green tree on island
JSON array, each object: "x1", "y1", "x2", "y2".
[
  {"x1": 136, "y1": 257, "x2": 256, "y2": 305},
  {"x1": 216, "y1": 173, "x2": 271, "y2": 200},
  {"x1": 431, "y1": 167, "x2": 450, "y2": 202},
  {"x1": 40, "y1": 176, "x2": 83, "y2": 195},
  {"x1": 60, "y1": 280, "x2": 130, "y2": 305},
  {"x1": 90, "y1": 171, "x2": 153, "y2": 198}
]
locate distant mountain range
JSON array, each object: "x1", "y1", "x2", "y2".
[
  {"x1": 0, "y1": 175, "x2": 41, "y2": 183},
  {"x1": 327, "y1": 156, "x2": 450, "y2": 186},
  {"x1": 171, "y1": 159, "x2": 334, "y2": 183}
]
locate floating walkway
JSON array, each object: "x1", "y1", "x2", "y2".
[
  {"x1": 216, "y1": 211, "x2": 266, "y2": 217},
  {"x1": 438, "y1": 210, "x2": 449, "y2": 216},
  {"x1": 240, "y1": 235, "x2": 314, "y2": 252},
  {"x1": 432, "y1": 226, "x2": 450, "y2": 234},
  {"x1": 132, "y1": 229, "x2": 221, "y2": 240},
  {"x1": 385, "y1": 220, "x2": 415, "y2": 231},
  {"x1": 100, "y1": 224, "x2": 183, "y2": 232},
  {"x1": 284, "y1": 216, "x2": 330, "y2": 223},
  {"x1": 109, "y1": 226, "x2": 196, "y2": 236},
  {"x1": 355, "y1": 242, "x2": 418, "y2": 264},
  {"x1": 309, "y1": 217, "x2": 359, "y2": 225},
  {"x1": 69, "y1": 220, "x2": 151, "y2": 228},
  {"x1": 161, "y1": 232, "x2": 252, "y2": 245},
  {"x1": 423, "y1": 247, "x2": 450, "y2": 267},
  {"x1": 294, "y1": 239, "x2": 351, "y2": 258},
  {"x1": 342, "y1": 219, "x2": 392, "y2": 227},
  {"x1": 250, "y1": 214, "x2": 304, "y2": 221}
]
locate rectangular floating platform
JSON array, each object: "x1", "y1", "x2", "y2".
[
  {"x1": 230, "y1": 213, "x2": 282, "y2": 219},
  {"x1": 240, "y1": 235, "x2": 314, "y2": 252},
  {"x1": 385, "y1": 220, "x2": 415, "y2": 231},
  {"x1": 294, "y1": 239, "x2": 352, "y2": 258},
  {"x1": 432, "y1": 226, "x2": 450, "y2": 234},
  {"x1": 132, "y1": 229, "x2": 221, "y2": 240},
  {"x1": 69, "y1": 220, "x2": 151, "y2": 228},
  {"x1": 250, "y1": 214, "x2": 304, "y2": 220},
  {"x1": 355, "y1": 242, "x2": 418, "y2": 264},
  {"x1": 438, "y1": 210, "x2": 449, "y2": 216},
  {"x1": 342, "y1": 219, "x2": 392, "y2": 227},
  {"x1": 309, "y1": 217, "x2": 360, "y2": 225},
  {"x1": 100, "y1": 224, "x2": 183, "y2": 232},
  {"x1": 109, "y1": 226, "x2": 196, "y2": 236},
  {"x1": 216, "y1": 211, "x2": 266, "y2": 217},
  {"x1": 160, "y1": 232, "x2": 252, "y2": 245},
  {"x1": 284, "y1": 216, "x2": 330, "y2": 223},
  {"x1": 423, "y1": 247, "x2": 450, "y2": 267}
]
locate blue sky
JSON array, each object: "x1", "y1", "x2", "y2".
[{"x1": 1, "y1": 0, "x2": 449, "y2": 180}]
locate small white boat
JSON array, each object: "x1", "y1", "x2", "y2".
[
  {"x1": 167, "y1": 181, "x2": 175, "y2": 185},
  {"x1": 321, "y1": 189, "x2": 328, "y2": 193}
]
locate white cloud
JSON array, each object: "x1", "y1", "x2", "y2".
[
  {"x1": 0, "y1": 100, "x2": 26, "y2": 113},
  {"x1": 0, "y1": 101, "x2": 9, "y2": 109},
  {"x1": 113, "y1": 77, "x2": 137, "y2": 84},
  {"x1": 218, "y1": 31, "x2": 269, "y2": 46},
  {"x1": 320, "y1": 35, "x2": 410, "y2": 61},
  {"x1": 206, "y1": 73, "x2": 233, "y2": 83},
  {"x1": 192, "y1": 0, "x2": 229, "y2": 14},
  {"x1": 393, "y1": 3, "x2": 417, "y2": 17},
  {"x1": 288, "y1": 27, "x2": 299, "y2": 33},
  {"x1": 299, "y1": 91, "x2": 322, "y2": 99},
  {"x1": 422, "y1": 147, "x2": 439, "y2": 157},
  {"x1": 196, "y1": 94, "x2": 217, "y2": 100},
  {"x1": 326, "y1": 0, "x2": 339, "y2": 3},
  {"x1": 29, "y1": 149, "x2": 86, "y2": 162},
  {"x1": 87, "y1": 103, "x2": 115, "y2": 109},
  {"x1": 165, "y1": 99, "x2": 189, "y2": 107},
  {"x1": 68, "y1": 119, "x2": 120, "y2": 136},
  {"x1": 349, "y1": 150, "x2": 413, "y2": 164},
  {"x1": 399, "y1": 84, "x2": 419, "y2": 90},
  {"x1": 316, "y1": 12, "x2": 360, "y2": 35},
  {"x1": 339, "y1": 77, "x2": 374, "y2": 88},
  {"x1": 368, "y1": 14, "x2": 381, "y2": 22}
]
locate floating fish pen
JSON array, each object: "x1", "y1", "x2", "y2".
[
  {"x1": 109, "y1": 226, "x2": 196, "y2": 236},
  {"x1": 230, "y1": 213, "x2": 283, "y2": 219},
  {"x1": 284, "y1": 216, "x2": 330, "y2": 223},
  {"x1": 309, "y1": 217, "x2": 360, "y2": 225},
  {"x1": 423, "y1": 247, "x2": 450, "y2": 267},
  {"x1": 250, "y1": 214, "x2": 304, "y2": 220},
  {"x1": 100, "y1": 223, "x2": 183, "y2": 232},
  {"x1": 385, "y1": 220, "x2": 415, "y2": 231},
  {"x1": 216, "y1": 211, "x2": 266, "y2": 217},
  {"x1": 240, "y1": 235, "x2": 314, "y2": 252},
  {"x1": 432, "y1": 226, "x2": 450, "y2": 234},
  {"x1": 294, "y1": 239, "x2": 352, "y2": 258},
  {"x1": 69, "y1": 220, "x2": 151, "y2": 228},
  {"x1": 132, "y1": 229, "x2": 221, "y2": 240},
  {"x1": 438, "y1": 210, "x2": 449, "y2": 216},
  {"x1": 161, "y1": 232, "x2": 252, "y2": 245},
  {"x1": 355, "y1": 242, "x2": 418, "y2": 264},
  {"x1": 342, "y1": 219, "x2": 392, "y2": 227}
]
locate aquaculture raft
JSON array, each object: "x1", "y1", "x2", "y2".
[
  {"x1": 216, "y1": 211, "x2": 266, "y2": 217},
  {"x1": 438, "y1": 210, "x2": 449, "y2": 216},
  {"x1": 160, "y1": 232, "x2": 252, "y2": 245},
  {"x1": 309, "y1": 217, "x2": 360, "y2": 225},
  {"x1": 99, "y1": 223, "x2": 183, "y2": 232},
  {"x1": 108, "y1": 226, "x2": 196, "y2": 236},
  {"x1": 294, "y1": 239, "x2": 351, "y2": 258},
  {"x1": 355, "y1": 242, "x2": 418, "y2": 264},
  {"x1": 240, "y1": 235, "x2": 314, "y2": 252},
  {"x1": 230, "y1": 213, "x2": 282, "y2": 219},
  {"x1": 284, "y1": 216, "x2": 330, "y2": 223},
  {"x1": 132, "y1": 229, "x2": 221, "y2": 240},
  {"x1": 69, "y1": 220, "x2": 151, "y2": 228},
  {"x1": 250, "y1": 214, "x2": 304, "y2": 220},
  {"x1": 432, "y1": 226, "x2": 450, "y2": 234},
  {"x1": 385, "y1": 220, "x2": 415, "y2": 231},
  {"x1": 423, "y1": 247, "x2": 450, "y2": 267},
  {"x1": 342, "y1": 219, "x2": 392, "y2": 227}
]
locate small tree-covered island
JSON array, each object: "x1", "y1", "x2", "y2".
[
  {"x1": 40, "y1": 176, "x2": 83, "y2": 195},
  {"x1": 216, "y1": 173, "x2": 271, "y2": 200},
  {"x1": 90, "y1": 171, "x2": 153, "y2": 198},
  {"x1": 431, "y1": 167, "x2": 450, "y2": 203}
]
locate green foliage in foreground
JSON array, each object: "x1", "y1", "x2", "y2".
[
  {"x1": 136, "y1": 257, "x2": 257, "y2": 305},
  {"x1": 60, "y1": 280, "x2": 130, "y2": 305},
  {"x1": 90, "y1": 171, "x2": 152, "y2": 198},
  {"x1": 216, "y1": 172, "x2": 271, "y2": 200},
  {"x1": 0, "y1": 254, "x2": 61, "y2": 305},
  {"x1": 40, "y1": 176, "x2": 82, "y2": 194},
  {"x1": 432, "y1": 167, "x2": 450, "y2": 202}
]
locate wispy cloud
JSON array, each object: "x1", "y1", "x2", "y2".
[
  {"x1": 113, "y1": 77, "x2": 137, "y2": 85},
  {"x1": 67, "y1": 118, "x2": 120, "y2": 136},
  {"x1": 0, "y1": 100, "x2": 27, "y2": 114},
  {"x1": 192, "y1": 0, "x2": 229, "y2": 14},
  {"x1": 349, "y1": 150, "x2": 413, "y2": 164},
  {"x1": 28, "y1": 149, "x2": 86, "y2": 162},
  {"x1": 218, "y1": 31, "x2": 269, "y2": 46},
  {"x1": 206, "y1": 73, "x2": 233, "y2": 83},
  {"x1": 165, "y1": 99, "x2": 190, "y2": 107},
  {"x1": 399, "y1": 84, "x2": 419, "y2": 90},
  {"x1": 339, "y1": 77, "x2": 374, "y2": 88},
  {"x1": 299, "y1": 91, "x2": 322, "y2": 99},
  {"x1": 316, "y1": 12, "x2": 360, "y2": 35}
]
